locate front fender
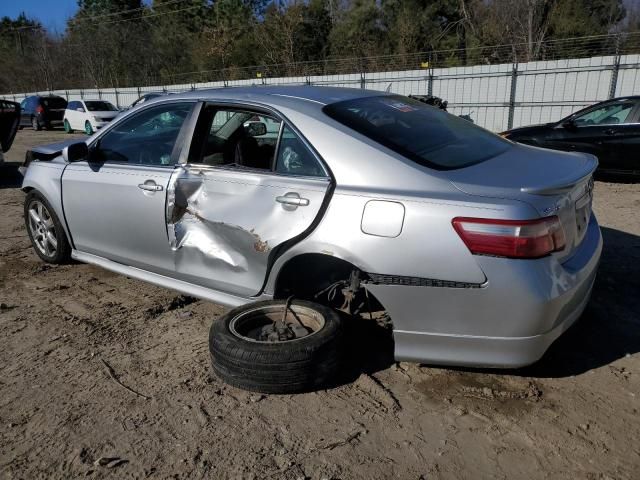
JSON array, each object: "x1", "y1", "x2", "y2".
[{"x1": 22, "y1": 160, "x2": 73, "y2": 246}]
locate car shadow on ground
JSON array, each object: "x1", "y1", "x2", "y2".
[{"x1": 0, "y1": 162, "x2": 23, "y2": 189}]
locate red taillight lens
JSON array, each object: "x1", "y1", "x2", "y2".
[
  {"x1": 452, "y1": 216, "x2": 566, "y2": 259},
  {"x1": 36, "y1": 105, "x2": 44, "y2": 113}
]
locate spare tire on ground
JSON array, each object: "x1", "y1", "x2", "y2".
[{"x1": 209, "y1": 299, "x2": 344, "y2": 394}]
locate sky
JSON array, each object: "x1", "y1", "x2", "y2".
[
  {"x1": 0, "y1": 0, "x2": 152, "y2": 33},
  {"x1": 0, "y1": 0, "x2": 79, "y2": 32}
]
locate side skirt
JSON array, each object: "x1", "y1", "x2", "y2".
[{"x1": 71, "y1": 250, "x2": 271, "y2": 308}]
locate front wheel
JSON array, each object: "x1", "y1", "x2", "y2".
[
  {"x1": 209, "y1": 299, "x2": 344, "y2": 393},
  {"x1": 24, "y1": 192, "x2": 71, "y2": 264},
  {"x1": 63, "y1": 119, "x2": 73, "y2": 133},
  {"x1": 84, "y1": 121, "x2": 93, "y2": 135}
]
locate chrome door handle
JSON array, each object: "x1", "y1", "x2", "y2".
[
  {"x1": 276, "y1": 193, "x2": 309, "y2": 207},
  {"x1": 138, "y1": 183, "x2": 163, "y2": 192}
]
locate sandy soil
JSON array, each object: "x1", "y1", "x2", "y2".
[{"x1": 1, "y1": 130, "x2": 639, "y2": 479}]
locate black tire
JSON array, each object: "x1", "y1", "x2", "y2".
[
  {"x1": 31, "y1": 116, "x2": 41, "y2": 131},
  {"x1": 64, "y1": 119, "x2": 73, "y2": 133},
  {"x1": 24, "y1": 191, "x2": 71, "y2": 264},
  {"x1": 209, "y1": 300, "x2": 344, "y2": 394}
]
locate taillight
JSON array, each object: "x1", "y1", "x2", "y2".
[
  {"x1": 452, "y1": 216, "x2": 566, "y2": 259},
  {"x1": 36, "y1": 105, "x2": 44, "y2": 114}
]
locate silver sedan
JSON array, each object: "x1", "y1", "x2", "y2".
[{"x1": 21, "y1": 86, "x2": 602, "y2": 370}]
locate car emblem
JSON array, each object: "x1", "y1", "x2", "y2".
[{"x1": 543, "y1": 204, "x2": 561, "y2": 215}]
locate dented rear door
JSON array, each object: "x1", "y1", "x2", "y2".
[{"x1": 166, "y1": 166, "x2": 331, "y2": 297}]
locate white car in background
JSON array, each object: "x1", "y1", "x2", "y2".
[{"x1": 63, "y1": 100, "x2": 119, "y2": 135}]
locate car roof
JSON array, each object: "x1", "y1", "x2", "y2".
[{"x1": 160, "y1": 85, "x2": 389, "y2": 109}]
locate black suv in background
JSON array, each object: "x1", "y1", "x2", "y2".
[{"x1": 19, "y1": 95, "x2": 68, "y2": 131}]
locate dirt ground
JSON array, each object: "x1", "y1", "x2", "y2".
[{"x1": 1, "y1": 129, "x2": 639, "y2": 479}]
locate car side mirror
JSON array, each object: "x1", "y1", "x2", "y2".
[
  {"x1": 245, "y1": 122, "x2": 267, "y2": 137},
  {"x1": 62, "y1": 142, "x2": 89, "y2": 162},
  {"x1": 561, "y1": 119, "x2": 577, "y2": 130},
  {"x1": 77, "y1": 107, "x2": 85, "y2": 112}
]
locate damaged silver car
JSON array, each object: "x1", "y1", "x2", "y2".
[{"x1": 21, "y1": 86, "x2": 602, "y2": 393}]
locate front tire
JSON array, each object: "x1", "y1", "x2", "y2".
[
  {"x1": 31, "y1": 116, "x2": 41, "y2": 131},
  {"x1": 64, "y1": 119, "x2": 73, "y2": 133},
  {"x1": 84, "y1": 121, "x2": 93, "y2": 135},
  {"x1": 209, "y1": 300, "x2": 344, "y2": 394},
  {"x1": 24, "y1": 192, "x2": 71, "y2": 264}
]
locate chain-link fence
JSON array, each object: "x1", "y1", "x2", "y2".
[{"x1": 3, "y1": 32, "x2": 640, "y2": 132}]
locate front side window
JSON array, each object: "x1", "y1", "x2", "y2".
[
  {"x1": 573, "y1": 102, "x2": 634, "y2": 126},
  {"x1": 91, "y1": 102, "x2": 192, "y2": 166},
  {"x1": 324, "y1": 95, "x2": 510, "y2": 170}
]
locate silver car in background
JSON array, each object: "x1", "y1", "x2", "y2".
[{"x1": 21, "y1": 86, "x2": 602, "y2": 374}]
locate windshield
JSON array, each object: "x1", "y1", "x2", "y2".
[
  {"x1": 85, "y1": 101, "x2": 117, "y2": 112},
  {"x1": 42, "y1": 97, "x2": 67, "y2": 109},
  {"x1": 323, "y1": 95, "x2": 510, "y2": 170}
]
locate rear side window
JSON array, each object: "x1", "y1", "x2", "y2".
[{"x1": 323, "y1": 95, "x2": 510, "y2": 170}]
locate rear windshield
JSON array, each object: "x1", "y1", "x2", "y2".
[
  {"x1": 85, "y1": 101, "x2": 117, "y2": 111},
  {"x1": 41, "y1": 97, "x2": 67, "y2": 109},
  {"x1": 323, "y1": 95, "x2": 510, "y2": 170}
]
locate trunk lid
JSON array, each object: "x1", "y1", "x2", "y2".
[{"x1": 447, "y1": 143, "x2": 597, "y2": 262}]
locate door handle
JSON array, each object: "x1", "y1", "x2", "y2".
[
  {"x1": 276, "y1": 193, "x2": 309, "y2": 207},
  {"x1": 603, "y1": 128, "x2": 617, "y2": 135},
  {"x1": 138, "y1": 182, "x2": 163, "y2": 192}
]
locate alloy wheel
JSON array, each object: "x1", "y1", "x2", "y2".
[{"x1": 27, "y1": 200, "x2": 58, "y2": 258}]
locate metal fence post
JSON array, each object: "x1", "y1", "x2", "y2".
[
  {"x1": 608, "y1": 35, "x2": 622, "y2": 99},
  {"x1": 65, "y1": 90, "x2": 69, "y2": 101},
  {"x1": 137, "y1": 86, "x2": 141, "y2": 98},
  {"x1": 80, "y1": 89, "x2": 84, "y2": 99},
  {"x1": 115, "y1": 89, "x2": 120, "y2": 109},
  {"x1": 507, "y1": 63, "x2": 518, "y2": 130},
  {"x1": 360, "y1": 72, "x2": 365, "y2": 89},
  {"x1": 428, "y1": 67, "x2": 434, "y2": 96}
]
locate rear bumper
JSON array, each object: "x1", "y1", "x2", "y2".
[{"x1": 366, "y1": 214, "x2": 602, "y2": 368}]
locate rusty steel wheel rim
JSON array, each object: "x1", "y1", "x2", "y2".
[
  {"x1": 28, "y1": 200, "x2": 58, "y2": 257},
  {"x1": 229, "y1": 304, "x2": 326, "y2": 343}
]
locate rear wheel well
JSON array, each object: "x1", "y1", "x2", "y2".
[{"x1": 273, "y1": 253, "x2": 385, "y2": 312}]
